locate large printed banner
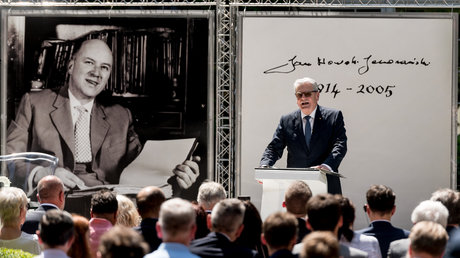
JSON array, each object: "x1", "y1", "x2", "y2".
[{"x1": 239, "y1": 14, "x2": 457, "y2": 228}]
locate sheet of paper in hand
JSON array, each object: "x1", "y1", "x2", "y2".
[{"x1": 119, "y1": 138, "x2": 197, "y2": 187}]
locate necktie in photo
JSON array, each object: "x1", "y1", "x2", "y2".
[
  {"x1": 74, "y1": 106, "x2": 92, "y2": 163},
  {"x1": 305, "y1": 115, "x2": 311, "y2": 148}
]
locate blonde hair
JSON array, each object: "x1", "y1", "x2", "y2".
[
  {"x1": 116, "y1": 195, "x2": 141, "y2": 227},
  {"x1": 0, "y1": 187, "x2": 28, "y2": 227}
]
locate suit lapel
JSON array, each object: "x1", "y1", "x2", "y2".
[
  {"x1": 90, "y1": 102, "x2": 110, "y2": 160},
  {"x1": 50, "y1": 87, "x2": 75, "y2": 155},
  {"x1": 310, "y1": 106, "x2": 324, "y2": 149}
]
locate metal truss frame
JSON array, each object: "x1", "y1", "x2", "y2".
[{"x1": 1, "y1": 0, "x2": 460, "y2": 197}]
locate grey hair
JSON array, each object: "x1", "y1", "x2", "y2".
[
  {"x1": 211, "y1": 198, "x2": 245, "y2": 234},
  {"x1": 159, "y1": 198, "x2": 196, "y2": 238},
  {"x1": 411, "y1": 200, "x2": 449, "y2": 228},
  {"x1": 293, "y1": 77, "x2": 319, "y2": 92},
  {"x1": 197, "y1": 181, "x2": 227, "y2": 210}
]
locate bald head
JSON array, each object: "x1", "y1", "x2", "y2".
[
  {"x1": 37, "y1": 175, "x2": 65, "y2": 210},
  {"x1": 136, "y1": 186, "x2": 166, "y2": 219}
]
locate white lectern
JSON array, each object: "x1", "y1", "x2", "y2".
[{"x1": 255, "y1": 168, "x2": 338, "y2": 220}]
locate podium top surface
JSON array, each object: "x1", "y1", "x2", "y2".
[{"x1": 254, "y1": 167, "x2": 344, "y2": 180}]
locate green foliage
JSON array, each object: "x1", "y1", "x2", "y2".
[{"x1": 0, "y1": 247, "x2": 35, "y2": 258}]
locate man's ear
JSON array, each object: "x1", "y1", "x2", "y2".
[
  {"x1": 206, "y1": 214, "x2": 212, "y2": 230},
  {"x1": 37, "y1": 230, "x2": 43, "y2": 244},
  {"x1": 391, "y1": 206, "x2": 396, "y2": 216},
  {"x1": 156, "y1": 221, "x2": 163, "y2": 239},
  {"x1": 68, "y1": 59, "x2": 75, "y2": 74},
  {"x1": 261, "y1": 233, "x2": 267, "y2": 246},
  {"x1": 306, "y1": 219, "x2": 313, "y2": 231},
  {"x1": 235, "y1": 224, "x2": 245, "y2": 239}
]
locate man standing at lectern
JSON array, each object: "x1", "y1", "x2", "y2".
[{"x1": 260, "y1": 77, "x2": 347, "y2": 194}]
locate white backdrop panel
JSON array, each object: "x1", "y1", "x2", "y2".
[{"x1": 239, "y1": 14, "x2": 456, "y2": 229}]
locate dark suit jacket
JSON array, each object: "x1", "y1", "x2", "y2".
[
  {"x1": 133, "y1": 218, "x2": 162, "y2": 253},
  {"x1": 260, "y1": 106, "x2": 347, "y2": 194},
  {"x1": 355, "y1": 221, "x2": 409, "y2": 258},
  {"x1": 190, "y1": 232, "x2": 258, "y2": 258},
  {"x1": 296, "y1": 217, "x2": 310, "y2": 243},
  {"x1": 270, "y1": 249, "x2": 298, "y2": 258},
  {"x1": 444, "y1": 227, "x2": 460, "y2": 258},
  {"x1": 21, "y1": 204, "x2": 58, "y2": 234},
  {"x1": 7, "y1": 86, "x2": 142, "y2": 188}
]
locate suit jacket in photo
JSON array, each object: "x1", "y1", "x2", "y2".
[
  {"x1": 7, "y1": 86, "x2": 142, "y2": 188},
  {"x1": 21, "y1": 204, "x2": 58, "y2": 234},
  {"x1": 355, "y1": 221, "x2": 410, "y2": 258},
  {"x1": 133, "y1": 218, "x2": 162, "y2": 252},
  {"x1": 189, "y1": 232, "x2": 258, "y2": 258},
  {"x1": 260, "y1": 106, "x2": 347, "y2": 194}
]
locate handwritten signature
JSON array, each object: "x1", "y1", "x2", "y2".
[{"x1": 263, "y1": 55, "x2": 431, "y2": 75}]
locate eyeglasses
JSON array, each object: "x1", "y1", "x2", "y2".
[{"x1": 295, "y1": 90, "x2": 318, "y2": 99}]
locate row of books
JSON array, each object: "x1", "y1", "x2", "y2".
[{"x1": 32, "y1": 28, "x2": 184, "y2": 97}]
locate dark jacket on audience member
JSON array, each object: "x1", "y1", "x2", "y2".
[
  {"x1": 296, "y1": 218, "x2": 310, "y2": 243},
  {"x1": 270, "y1": 249, "x2": 298, "y2": 258},
  {"x1": 133, "y1": 218, "x2": 161, "y2": 252},
  {"x1": 189, "y1": 232, "x2": 258, "y2": 258},
  {"x1": 22, "y1": 204, "x2": 58, "y2": 234},
  {"x1": 355, "y1": 221, "x2": 409, "y2": 258}
]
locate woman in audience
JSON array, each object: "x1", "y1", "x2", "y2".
[
  {"x1": 68, "y1": 214, "x2": 92, "y2": 258},
  {"x1": 235, "y1": 200, "x2": 268, "y2": 258},
  {"x1": 116, "y1": 194, "x2": 141, "y2": 227},
  {"x1": 0, "y1": 187, "x2": 41, "y2": 255},
  {"x1": 338, "y1": 195, "x2": 381, "y2": 258}
]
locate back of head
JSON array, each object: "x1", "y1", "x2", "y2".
[
  {"x1": 409, "y1": 221, "x2": 448, "y2": 257},
  {"x1": 284, "y1": 181, "x2": 312, "y2": 217},
  {"x1": 211, "y1": 198, "x2": 245, "y2": 235},
  {"x1": 301, "y1": 231, "x2": 339, "y2": 258},
  {"x1": 197, "y1": 181, "x2": 227, "y2": 210},
  {"x1": 338, "y1": 195, "x2": 355, "y2": 242},
  {"x1": 98, "y1": 225, "x2": 149, "y2": 258},
  {"x1": 39, "y1": 210, "x2": 74, "y2": 248},
  {"x1": 411, "y1": 200, "x2": 449, "y2": 227},
  {"x1": 0, "y1": 187, "x2": 28, "y2": 227},
  {"x1": 306, "y1": 194, "x2": 341, "y2": 232},
  {"x1": 235, "y1": 200, "x2": 263, "y2": 249},
  {"x1": 430, "y1": 188, "x2": 460, "y2": 225},
  {"x1": 136, "y1": 186, "x2": 165, "y2": 219},
  {"x1": 159, "y1": 198, "x2": 196, "y2": 240},
  {"x1": 262, "y1": 211, "x2": 298, "y2": 250},
  {"x1": 116, "y1": 195, "x2": 141, "y2": 227},
  {"x1": 37, "y1": 175, "x2": 64, "y2": 206},
  {"x1": 366, "y1": 184, "x2": 395, "y2": 214},
  {"x1": 91, "y1": 189, "x2": 118, "y2": 215},
  {"x1": 68, "y1": 214, "x2": 91, "y2": 258}
]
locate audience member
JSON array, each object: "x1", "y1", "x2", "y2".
[
  {"x1": 387, "y1": 200, "x2": 449, "y2": 258},
  {"x1": 98, "y1": 225, "x2": 149, "y2": 258},
  {"x1": 22, "y1": 175, "x2": 65, "y2": 234},
  {"x1": 144, "y1": 198, "x2": 198, "y2": 258},
  {"x1": 134, "y1": 186, "x2": 165, "y2": 252},
  {"x1": 444, "y1": 227, "x2": 460, "y2": 258},
  {"x1": 197, "y1": 181, "x2": 227, "y2": 213},
  {"x1": 189, "y1": 198, "x2": 257, "y2": 258},
  {"x1": 261, "y1": 211, "x2": 298, "y2": 258},
  {"x1": 356, "y1": 185, "x2": 409, "y2": 257},
  {"x1": 300, "y1": 231, "x2": 339, "y2": 258},
  {"x1": 68, "y1": 214, "x2": 92, "y2": 258},
  {"x1": 89, "y1": 189, "x2": 118, "y2": 258},
  {"x1": 192, "y1": 203, "x2": 210, "y2": 239},
  {"x1": 116, "y1": 194, "x2": 141, "y2": 227},
  {"x1": 407, "y1": 221, "x2": 448, "y2": 258},
  {"x1": 284, "y1": 181, "x2": 312, "y2": 243},
  {"x1": 292, "y1": 194, "x2": 368, "y2": 257},
  {"x1": 36, "y1": 210, "x2": 75, "y2": 258},
  {"x1": 338, "y1": 196, "x2": 381, "y2": 258},
  {"x1": 0, "y1": 187, "x2": 41, "y2": 255},
  {"x1": 235, "y1": 200, "x2": 266, "y2": 256},
  {"x1": 430, "y1": 188, "x2": 460, "y2": 236}
]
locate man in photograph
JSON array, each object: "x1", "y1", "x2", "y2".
[
  {"x1": 7, "y1": 39, "x2": 199, "y2": 195},
  {"x1": 260, "y1": 77, "x2": 347, "y2": 194}
]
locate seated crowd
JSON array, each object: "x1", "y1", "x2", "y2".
[{"x1": 0, "y1": 177, "x2": 459, "y2": 258}]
